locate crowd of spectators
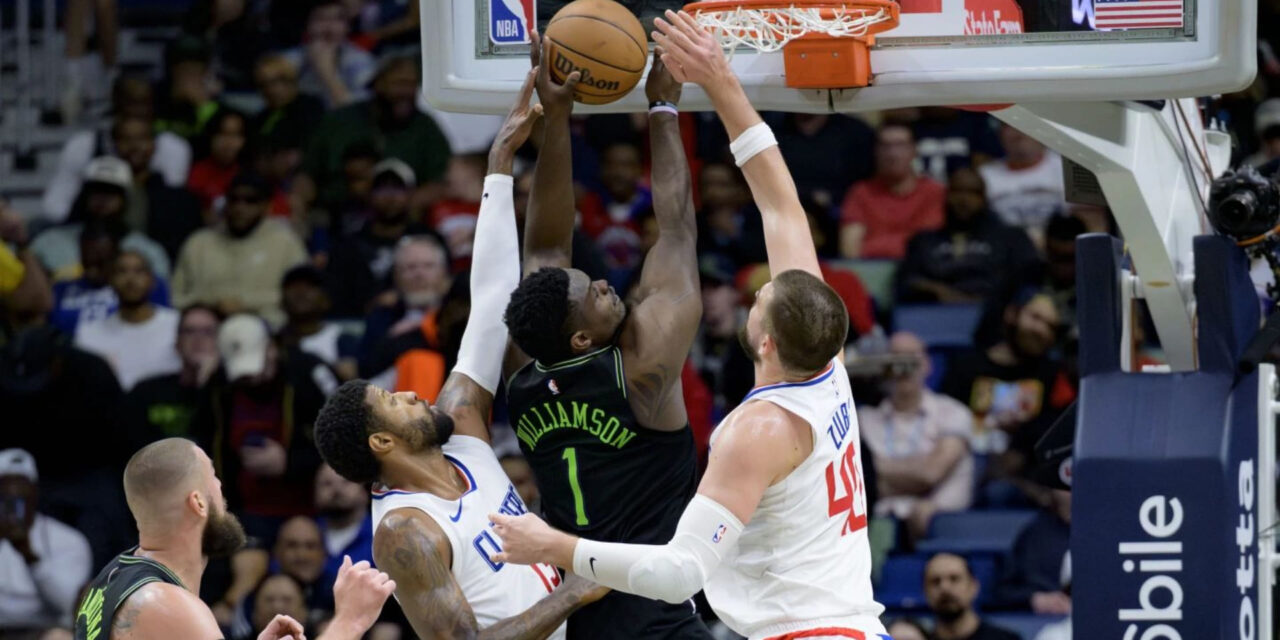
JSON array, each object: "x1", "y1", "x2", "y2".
[{"x1": 1, "y1": 0, "x2": 1279, "y2": 637}]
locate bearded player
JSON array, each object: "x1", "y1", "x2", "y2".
[
  {"x1": 312, "y1": 69, "x2": 607, "y2": 640},
  {"x1": 491, "y1": 12, "x2": 887, "y2": 640},
  {"x1": 500, "y1": 36, "x2": 710, "y2": 640}
]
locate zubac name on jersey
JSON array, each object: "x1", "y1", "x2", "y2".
[{"x1": 514, "y1": 400, "x2": 637, "y2": 452}]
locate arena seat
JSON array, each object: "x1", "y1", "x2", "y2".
[
  {"x1": 875, "y1": 553, "x2": 929, "y2": 611},
  {"x1": 916, "y1": 510, "x2": 1037, "y2": 555}
]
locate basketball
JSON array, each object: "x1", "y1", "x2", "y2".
[{"x1": 545, "y1": 0, "x2": 649, "y2": 105}]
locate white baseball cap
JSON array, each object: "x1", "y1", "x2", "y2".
[
  {"x1": 218, "y1": 314, "x2": 271, "y2": 381},
  {"x1": 0, "y1": 449, "x2": 37, "y2": 482},
  {"x1": 84, "y1": 156, "x2": 134, "y2": 191},
  {"x1": 1256, "y1": 98, "x2": 1280, "y2": 136}
]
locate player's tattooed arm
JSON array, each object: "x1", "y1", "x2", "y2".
[
  {"x1": 374, "y1": 509, "x2": 482, "y2": 639},
  {"x1": 374, "y1": 508, "x2": 607, "y2": 640},
  {"x1": 437, "y1": 372, "x2": 497, "y2": 442}
]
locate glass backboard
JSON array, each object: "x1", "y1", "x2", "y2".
[{"x1": 421, "y1": 0, "x2": 1255, "y2": 113}]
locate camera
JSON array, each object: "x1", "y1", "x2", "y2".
[{"x1": 1208, "y1": 166, "x2": 1280, "y2": 241}]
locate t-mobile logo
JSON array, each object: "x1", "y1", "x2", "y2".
[{"x1": 1118, "y1": 495, "x2": 1183, "y2": 640}]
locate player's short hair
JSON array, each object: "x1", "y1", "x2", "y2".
[
  {"x1": 505, "y1": 267, "x2": 575, "y2": 364},
  {"x1": 765, "y1": 270, "x2": 849, "y2": 375},
  {"x1": 123, "y1": 438, "x2": 200, "y2": 515},
  {"x1": 314, "y1": 380, "x2": 384, "y2": 485}
]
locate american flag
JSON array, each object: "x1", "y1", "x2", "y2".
[{"x1": 1095, "y1": 0, "x2": 1183, "y2": 30}]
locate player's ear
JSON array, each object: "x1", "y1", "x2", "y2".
[
  {"x1": 188, "y1": 490, "x2": 208, "y2": 518},
  {"x1": 569, "y1": 329, "x2": 593, "y2": 353},
  {"x1": 368, "y1": 431, "x2": 396, "y2": 456}
]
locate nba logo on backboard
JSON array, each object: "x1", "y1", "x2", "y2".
[{"x1": 490, "y1": 0, "x2": 534, "y2": 45}]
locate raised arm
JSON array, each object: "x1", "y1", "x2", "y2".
[
  {"x1": 437, "y1": 69, "x2": 542, "y2": 443},
  {"x1": 522, "y1": 32, "x2": 581, "y2": 274},
  {"x1": 374, "y1": 508, "x2": 605, "y2": 640},
  {"x1": 652, "y1": 11, "x2": 822, "y2": 279},
  {"x1": 622, "y1": 53, "x2": 702, "y2": 431}
]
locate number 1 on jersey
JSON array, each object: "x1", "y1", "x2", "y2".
[{"x1": 562, "y1": 447, "x2": 589, "y2": 526}]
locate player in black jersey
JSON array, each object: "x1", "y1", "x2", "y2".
[
  {"x1": 502, "y1": 36, "x2": 709, "y2": 639},
  {"x1": 74, "y1": 438, "x2": 393, "y2": 640}
]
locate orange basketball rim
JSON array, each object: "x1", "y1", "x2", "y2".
[{"x1": 683, "y1": 0, "x2": 901, "y2": 89}]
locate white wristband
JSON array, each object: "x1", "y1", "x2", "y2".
[{"x1": 729, "y1": 122, "x2": 778, "y2": 168}]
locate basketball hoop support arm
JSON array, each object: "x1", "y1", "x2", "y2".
[{"x1": 991, "y1": 99, "x2": 1231, "y2": 371}]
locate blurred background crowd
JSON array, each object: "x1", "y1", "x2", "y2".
[{"x1": 0, "y1": 0, "x2": 1279, "y2": 639}]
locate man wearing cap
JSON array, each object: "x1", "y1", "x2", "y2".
[
  {"x1": 0, "y1": 448, "x2": 93, "y2": 633},
  {"x1": 294, "y1": 54, "x2": 450, "y2": 217},
  {"x1": 211, "y1": 313, "x2": 337, "y2": 547},
  {"x1": 74, "y1": 250, "x2": 181, "y2": 391},
  {"x1": 280, "y1": 265, "x2": 358, "y2": 380},
  {"x1": 173, "y1": 173, "x2": 308, "y2": 327},
  {"x1": 30, "y1": 157, "x2": 171, "y2": 282},
  {"x1": 326, "y1": 158, "x2": 433, "y2": 317}
]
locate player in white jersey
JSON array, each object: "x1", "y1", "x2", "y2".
[
  {"x1": 313, "y1": 69, "x2": 607, "y2": 639},
  {"x1": 489, "y1": 11, "x2": 887, "y2": 640}
]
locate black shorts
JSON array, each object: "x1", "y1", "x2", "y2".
[{"x1": 567, "y1": 590, "x2": 713, "y2": 640}]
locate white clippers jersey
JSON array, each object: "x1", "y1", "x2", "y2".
[
  {"x1": 705, "y1": 361, "x2": 887, "y2": 640},
  {"x1": 370, "y1": 435, "x2": 566, "y2": 639}
]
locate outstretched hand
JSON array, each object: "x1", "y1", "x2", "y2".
[
  {"x1": 328, "y1": 555, "x2": 397, "y2": 636},
  {"x1": 529, "y1": 30, "x2": 581, "y2": 115},
  {"x1": 489, "y1": 512, "x2": 572, "y2": 568},
  {"x1": 644, "y1": 48, "x2": 683, "y2": 105},
  {"x1": 257, "y1": 614, "x2": 307, "y2": 640},
  {"x1": 489, "y1": 66, "x2": 545, "y2": 174},
  {"x1": 651, "y1": 10, "x2": 733, "y2": 92}
]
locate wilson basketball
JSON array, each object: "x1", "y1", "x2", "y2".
[{"x1": 545, "y1": 0, "x2": 648, "y2": 105}]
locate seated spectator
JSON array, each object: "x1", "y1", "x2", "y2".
[
  {"x1": 910, "y1": 107, "x2": 1003, "y2": 183},
  {"x1": 189, "y1": 109, "x2": 250, "y2": 217},
  {"x1": 776, "y1": 113, "x2": 875, "y2": 208},
  {"x1": 578, "y1": 142, "x2": 653, "y2": 282},
  {"x1": 327, "y1": 159, "x2": 432, "y2": 317},
  {"x1": 212, "y1": 315, "x2": 337, "y2": 544},
  {"x1": 0, "y1": 325, "x2": 131, "y2": 569},
  {"x1": 896, "y1": 167, "x2": 1041, "y2": 305},
  {"x1": 924, "y1": 553, "x2": 1020, "y2": 640},
  {"x1": 272, "y1": 516, "x2": 331, "y2": 625},
  {"x1": 512, "y1": 169, "x2": 608, "y2": 281},
  {"x1": 695, "y1": 162, "x2": 766, "y2": 268},
  {"x1": 360, "y1": 271, "x2": 471, "y2": 400},
  {"x1": 296, "y1": 55, "x2": 451, "y2": 218},
  {"x1": 840, "y1": 123, "x2": 945, "y2": 260},
  {"x1": 351, "y1": 0, "x2": 422, "y2": 51},
  {"x1": 886, "y1": 618, "x2": 929, "y2": 640},
  {"x1": 313, "y1": 465, "x2": 374, "y2": 583},
  {"x1": 123, "y1": 304, "x2": 221, "y2": 451},
  {"x1": 41, "y1": 75, "x2": 192, "y2": 224},
  {"x1": 249, "y1": 54, "x2": 325, "y2": 153},
  {"x1": 429, "y1": 154, "x2": 488, "y2": 271},
  {"x1": 48, "y1": 226, "x2": 169, "y2": 336},
  {"x1": 111, "y1": 114, "x2": 206, "y2": 260},
  {"x1": 74, "y1": 251, "x2": 181, "y2": 391},
  {"x1": 689, "y1": 255, "x2": 754, "y2": 421},
  {"x1": 280, "y1": 266, "x2": 358, "y2": 381},
  {"x1": 322, "y1": 142, "x2": 382, "y2": 238},
  {"x1": 155, "y1": 36, "x2": 225, "y2": 143},
  {"x1": 994, "y1": 490, "x2": 1072, "y2": 614},
  {"x1": 1043, "y1": 213, "x2": 1086, "y2": 327},
  {"x1": 282, "y1": 0, "x2": 376, "y2": 110},
  {"x1": 245, "y1": 574, "x2": 311, "y2": 640},
  {"x1": 1032, "y1": 555, "x2": 1071, "y2": 640},
  {"x1": 979, "y1": 124, "x2": 1066, "y2": 245},
  {"x1": 498, "y1": 452, "x2": 542, "y2": 517},
  {"x1": 1246, "y1": 98, "x2": 1280, "y2": 167},
  {"x1": 0, "y1": 449, "x2": 92, "y2": 632},
  {"x1": 0, "y1": 204, "x2": 53, "y2": 329},
  {"x1": 860, "y1": 332, "x2": 974, "y2": 540},
  {"x1": 173, "y1": 173, "x2": 308, "y2": 327},
  {"x1": 357, "y1": 235, "x2": 453, "y2": 379},
  {"x1": 941, "y1": 288, "x2": 1070, "y2": 460},
  {"x1": 31, "y1": 157, "x2": 171, "y2": 282}
]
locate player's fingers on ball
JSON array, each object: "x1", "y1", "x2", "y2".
[
  {"x1": 529, "y1": 31, "x2": 542, "y2": 63},
  {"x1": 563, "y1": 70, "x2": 582, "y2": 88}
]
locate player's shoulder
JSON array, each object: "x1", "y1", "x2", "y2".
[
  {"x1": 112, "y1": 582, "x2": 219, "y2": 638},
  {"x1": 719, "y1": 400, "x2": 810, "y2": 448},
  {"x1": 374, "y1": 506, "x2": 452, "y2": 559}
]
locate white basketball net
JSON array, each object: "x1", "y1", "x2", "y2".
[{"x1": 692, "y1": 4, "x2": 893, "y2": 53}]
